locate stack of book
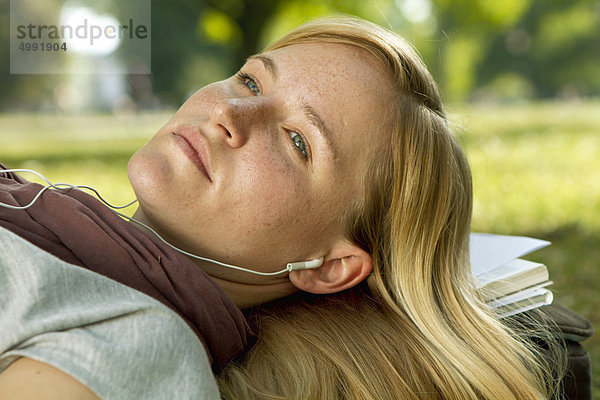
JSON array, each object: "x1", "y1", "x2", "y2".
[{"x1": 470, "y1": 233, "x2": 553, "y2": 318}]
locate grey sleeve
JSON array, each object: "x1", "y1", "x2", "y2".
[{"x1": 0, "y1": 227, "x2": 220, "y2": 400}]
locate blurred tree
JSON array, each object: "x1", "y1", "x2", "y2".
[
  {"x1": 1, "y1": 0, "x2": 599, "y2": 110},
  {"x1": 203, "y1": 0, "x2": 277, "y2": 68},
  {"x1": 151, "y1": 0, "x2": 285, "y2": 104},
  {"x1": 150, "y1": 0, "x2": 207, "y2": 104},
  {"x1": 433, "y1": 0, "x2": 600, "y2": 101},
  {"x1": 433, "y1": 0, "x2": 533, "y2": 102},
  {"x1": 167, "y1": 0, "x2": 401, "y2": 103},
  {"x1": 478, "y1": 0, "x2": 600, "y2": 100}
]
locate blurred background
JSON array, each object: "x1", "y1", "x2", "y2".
[{"x1": 1, "y1": 0, "x2": 599, "y2": 394}]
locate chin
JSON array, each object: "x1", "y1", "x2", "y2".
[{"x1": 127, "y1": 144, "x2": 177, "y2": 215}]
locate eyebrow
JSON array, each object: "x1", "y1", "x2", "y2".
[
  {"x1": 247, "y1": 54, "x2": 278, "y2": 80},
  {"x1": 247, "y1": 54, "x2": 336, "y2": 158},
  {"x1": 298, "y1": 100, "x2": 335, "y2": 158}
]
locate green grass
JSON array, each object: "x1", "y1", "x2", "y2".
[
  {"x1": 452, "y1": 101, "x2": 600, "y2": 397},
  {"x1": 0, "y1": 112, "x2": 170, "y2": 211},
  {"x1": 1, "y1": 102, "x2": 598, "y2": 395}
]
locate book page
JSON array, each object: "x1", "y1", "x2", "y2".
[
  {"x1": 470, "y1": 233, "x2": 550, "y2": 277},
  {"x1": 476, "y1": 259, "x2": 546, "y2": 287}
]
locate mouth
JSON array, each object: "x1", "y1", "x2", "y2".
[{"x1": 172, "y1": 126, "x2": 212, "y2": 182}]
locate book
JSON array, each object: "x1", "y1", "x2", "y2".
[
  {"x1": 476, "y1": 258, "x2": 551, "y2": 300},
  {"x1": 489, "y1": 286, "x2": 554, "y2": 318},
  {"x1": 469, "y1": 233, "x2": 553, "y2": 318}
]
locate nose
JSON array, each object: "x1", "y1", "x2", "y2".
[{"x1": 208, "y1": 97, "x2": 268, "y2": 148}]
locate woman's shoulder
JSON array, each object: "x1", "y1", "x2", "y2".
[{"x1": 0, "y1": 226, "x2": 220, "y2": 399}]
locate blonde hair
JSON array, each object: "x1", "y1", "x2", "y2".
[{"x1": 218, "y1": 16, "x2": 564, "y2": 399}]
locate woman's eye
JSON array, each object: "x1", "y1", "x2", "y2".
[
  {"x1": 289, "y1": 131, "x2": 309, "y2": 159},
  {"x1": 236, "y1": 71, "x2": 309, "y2": 162},
  {"x1": 236, "y1": 72, "x2": 260, "y2": 96}
]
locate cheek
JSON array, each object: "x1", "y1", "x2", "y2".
[{"x1": 224, "y1": 148, "x2": 314, "y2": 233}]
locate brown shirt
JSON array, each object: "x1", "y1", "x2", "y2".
[{"x1": 0, "y1": 165, "x2": 252, "y2": 369}]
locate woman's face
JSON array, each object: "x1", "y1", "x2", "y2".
[{"x1": 128, "y1": 42, "x2": 393, "y2": 279}]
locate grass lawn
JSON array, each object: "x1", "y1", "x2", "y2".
[
  {"x1": 455, "y1": 101, "x2": 600, "y2": 397},
  {"x1": 1, "y1": 101, "x2": 598, "y2": 395}
]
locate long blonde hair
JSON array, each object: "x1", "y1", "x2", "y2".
[{"x1": 218, "y1": 16, "x2": 564, "y2": 399}]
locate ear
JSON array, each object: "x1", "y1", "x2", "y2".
[{"x1": 288, "y1": 240, "x2": 373, "y2": 294}]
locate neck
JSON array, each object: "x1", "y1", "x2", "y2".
[
  {"x1": 210, "y1": 277, "x2": 299, "y2": 309},
  {"x1": 127, "y1": 207, "x2": 298, "y2": 309}
]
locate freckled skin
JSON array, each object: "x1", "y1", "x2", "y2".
[{"x1": 127, "y1": 42, "x2": 394, "y2": 282}]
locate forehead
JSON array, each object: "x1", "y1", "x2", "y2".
[
  {"x1": 262, "y1": 42, "x2": 391, "y2": 120},
  {"x1": 260, "y1": 42, "x2": 393, "y2": 166}
]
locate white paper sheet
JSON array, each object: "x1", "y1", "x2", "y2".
[{"x1": 469, "y1": 233, "x2": 550, "y2": 277}]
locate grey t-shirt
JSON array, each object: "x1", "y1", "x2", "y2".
[{"x1": 0, "y1": 226, "x2": 220, "y2": 399}]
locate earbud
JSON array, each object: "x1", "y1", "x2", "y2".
[
  {"x1": 286, "y1": 258, "x2": 324, "y2": 271},
  {"x1": 0, "y1": 168, "x2": 324, "y2": 277}
]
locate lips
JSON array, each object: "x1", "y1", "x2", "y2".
[{"x1": 172, "y1": 125, "x2": 212, "y2": 182}]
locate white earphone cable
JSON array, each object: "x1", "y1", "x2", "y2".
[
  {"x1": 113, "y1": 211, "x2": 296, "y2": 276},
  {"x1": 0, "y1": 168, "x2": 307, "y2": 276}
]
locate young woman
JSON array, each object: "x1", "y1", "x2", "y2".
[
  {"x1": 214, "y1": 16, "x2": 567, "y2": 399},
  {"x1": 0, "y1": 15, "x2": 564, "y2": 400}
]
